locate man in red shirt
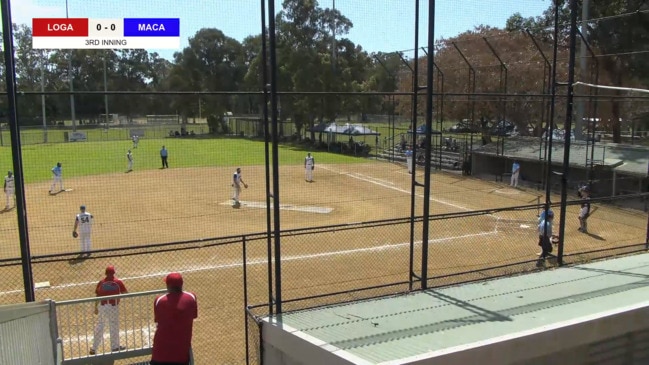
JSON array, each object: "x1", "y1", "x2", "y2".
[
  {"x1": 89, "y1": 265, "x2": 127, "y2": 355},
  {"x1": 151, "y1": 272, "x2": 198, "y2": 365}
]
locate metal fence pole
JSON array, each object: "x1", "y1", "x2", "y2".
[
  {"x1": 421, "y1": 0, "x2": 436, "y2": 290},
  {"x1": 243, "y1": 236, "x2": 250, "y2": 365},
  {"x1": 267, "y1": 0, "x2": 283, "y2": 314},
  {"x1": 260, "y1": 0, "x2": 274, "y2": 317},
  {"x1": 557, "y1": 0, "x2": 579, "y2": 266},
  {"x1": 1, "y1": 0, "x2": 35, "y2": 302},
  {"x1": 407, "y1": 0, "x2": 420, "y2": 291}
]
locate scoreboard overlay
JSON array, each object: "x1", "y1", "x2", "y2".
[{"x1": 32, "y1": 18, "x2": 180, "y2": 49}]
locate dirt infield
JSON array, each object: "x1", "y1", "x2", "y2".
[{"x1": 0, "y1": 160, "x2": 646, "y2": 364}]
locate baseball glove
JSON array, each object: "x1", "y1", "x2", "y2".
[
  {"x1": 244, "y1": 183, "x2": 248, "y2": 189},
  {"x1": 72, "y1": 231, "x2": 78, "y2": 238}
]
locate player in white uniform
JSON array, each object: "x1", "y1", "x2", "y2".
[
  {"x1": 304, "y1": 153, "x2": 315, "y2": 182},
  {"x1": 232, "y1": 168, "x2": 248, "y2": 207},
  {"x1": 73, "y1": 205, "x2": 94, "y2": 255},
  {"x1": 4, "y1": 171, "x2": 14, "y2": 210},
  {"x1": 132, "y1": 135, "x2": 139, "y2": 148},
  {"x1": 126, "y1": 150, "x2": 133, "y2": 172},
  {"x1": 50, "y1": 162, "x2": 63, "y2": 193}
]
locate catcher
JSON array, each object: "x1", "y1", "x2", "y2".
[
  {"x1": 538, "y1": 210, "x2": 558, "y2": 260},
  {"x1": 232, "y1": 167, "x2": 248, "y2": 208}
]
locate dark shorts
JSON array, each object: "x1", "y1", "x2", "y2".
[{"x1": 538, "y1": 236, "x2": 553, "y2": 253}]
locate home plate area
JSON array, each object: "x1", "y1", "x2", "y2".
[{"x1": 220, "y1": 200, "x2": 334, "y2": 214}]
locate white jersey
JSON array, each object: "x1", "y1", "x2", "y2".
[
  {"x1": 538, "y1": 219, "x2": 552, "y2": 237},
  {"x1": 305, "y1": 156, "x2": 314, "y2": 167},
  {"x1": 4, "y1": 176, "x2": 14, "y2": 190},
  {"x1": 233, "y1": 171, "x2": 242, "y2": 187},
  {"x1": 127, "y1": 152, "x2": 133, "y2": 161},
  {"x1": 76, "y1": 212, "x2": 93, "y2": 234}
]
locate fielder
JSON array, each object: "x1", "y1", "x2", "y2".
[
  {"x1": 511, "y1": 160, "x2": 520, "y2": 187},
  {"x1": 49, "y1": 162, "x2": 64, "y2": 193},
  {"x1": 73, "y1": 205, "x2": 94, "y2": 255},
  {"x1": 232, "y1": 167, "x2": 248, "y2": 207},
  {"x1": 304, "y1": 153, "x2": 315, "y2": 182},
  {"x1": 132, "y1": 135, "x2": 139, "y2": 149},
  {"x1": 405, "y1": 148, "x2": 413, "y2": 174},
  {"x1": 126, "y1": 150, "x2": 133, "y2": 172},
  {"x1": 578, "y1": 186, "x2": 591, "y2": 233},
  {"x1": 4, "y1": 171, "x2": 14, "y2": 210},
  {"x1": 89, "y1": 265, "x2": 127, "y2": 355}
]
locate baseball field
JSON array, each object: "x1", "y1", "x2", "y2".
[{"x1": 0, "y1": 136, "x2": 646, "y2": 364}]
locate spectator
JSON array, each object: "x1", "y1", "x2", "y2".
[{"x1": 151, "y1": 272, "x2": 198, "y2": 365}]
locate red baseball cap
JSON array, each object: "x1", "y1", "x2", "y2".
[
  {"x1": 164, "y1": 272, "x2": 183, "y2": 287},
  {"x1": 105, "y1": 265, "x2": 116, "y2": 275}
]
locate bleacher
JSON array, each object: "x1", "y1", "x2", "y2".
[{"x1": 378, "y1": 144, "x2": 464, "y2": 171}]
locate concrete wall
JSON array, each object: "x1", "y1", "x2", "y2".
[{"x1": 262, "y1": 301, "x2": 649, "y2": 365}]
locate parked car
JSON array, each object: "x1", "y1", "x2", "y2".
[
  {"x1": 542, "y1": 129, "x2": 576, "y2": 142},
  {"x1": 449, "y1": 120, "x2": 478, "y2": 133},
  {"x1": 490, "y1": 120, "x2": 516, "y2": 136}
]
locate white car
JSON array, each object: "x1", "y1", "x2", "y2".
[{"x1": 542, "y1": 129, "x2": 575, "y2": 142}]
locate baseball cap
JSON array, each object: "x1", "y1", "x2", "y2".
[
  {"x1": 547, "y1": 210, "x2": 555, "y2": 217},
  {"x1": 165, "y1": 272, "x2": 183, "y2": 287},
  {"x1": 80, "y1": 205, "x2": 86, "y2": 210},
  {"x1": 105, "y1": 265, "x2": 115, "y2": 275}
]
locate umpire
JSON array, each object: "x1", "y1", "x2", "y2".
[{"x1": 160, "y1": 146, "x2": 169, "y2": 169}]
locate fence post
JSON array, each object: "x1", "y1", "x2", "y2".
[
  {"x1": 557, "y1": 0, "x2": 580, "y2": 267},
  {"x1": 243, "y1": 236, "x2": 250, "y2": 365},
  {"x1": 1, "y1": 0, "x2": 35, "y2": 301}
]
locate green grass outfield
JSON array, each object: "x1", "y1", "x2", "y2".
[{"x1": 0, "y1": 138, "x2": 367, "y2": 184}]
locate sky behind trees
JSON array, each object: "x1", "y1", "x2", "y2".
[{"x1": 10, "y1": 0, "x2": 549, "y2": 59}]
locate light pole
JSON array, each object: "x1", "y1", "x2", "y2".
[
  {"x1": 66, "y1": 0, "x2": 76, "y2": 132},
  {"x1": 40, "y1": 50, "x2": 47, "y2": 143},
  {"x1": 103, "y1": 50, "x2": 109, "y2": 126}
]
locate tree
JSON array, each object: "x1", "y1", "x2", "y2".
[
  {"x1": 508, "y1": 0, "x2": 649, "y2": 142},
  {"x1": 169, "y1": 28, "x2": 246, "y2": 127}
]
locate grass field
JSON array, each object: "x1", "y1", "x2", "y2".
[{"x1": 0, "y1": 137, "x2": 366, "y2": 183}]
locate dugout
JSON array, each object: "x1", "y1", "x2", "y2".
[{"x1": 471, "y1": 136, "x2": 649, "y2": 198}]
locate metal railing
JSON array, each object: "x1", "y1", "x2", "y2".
[{"x1": 55, "y1": 289, "x2": 166, "y2": 365}]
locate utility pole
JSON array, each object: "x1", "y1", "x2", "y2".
[
  {"x1": 41, "y1": 51, "x2": 47, "y2": 143},
  {"x1": 103, "y1": 51, "x2": 109, "y2": 126},
  {"x1": 575, "y1": 0, "x2": 589, "y2": 140},
  {"x1": 66, "y1": 0, "x2": 76, "y2": 132}
]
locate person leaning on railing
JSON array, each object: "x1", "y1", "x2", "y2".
[{"x1": 151, "y1": 272, "x2": 198, "y2": 365}]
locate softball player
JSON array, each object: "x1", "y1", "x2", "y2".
[
  {"x1": 232, "y1": 168, "x2": 248, "y2": 207},
  {"x1": 126, "y1": 150, "x2": 133, "y2": 172},
  {"x1": 132, "y1": 135, "x2": 139, "y2": 148},
  {"x1": 537, "y1": 210, "x2": 556, "y2": 259},
  {"x1": 73, "y1": 205, "x2": 94, "y2": 255},
  {"x1": 511, "y1": 161, "x2": 520, "y2": 187},
  {"x1": 578, "y1": 187, "x2": 591, "y2": 233},
  {"x1": 4, "y1": 171, "x2": 14, "y2": 210},
  {"x1": 304, "y1": 153, "x2": 315, "y2": 182},
  {"x1": 90, "y1": 265, "x2": 127, "y2": 355},
  {"x1": 49, "y1": 162, "x2": 63, "y2": 193}
]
